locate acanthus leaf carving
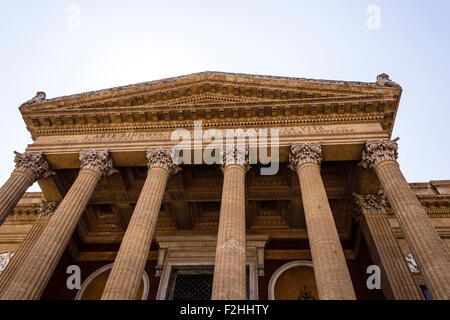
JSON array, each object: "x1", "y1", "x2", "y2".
[
  {"x1": 359, "y1": 138, "x2": 399, "y2": 170},
  {"x1": 13, "y1": 151, "x2": 54, "y2": 181},
  {"x1": 38, "y1": 201, "x2": 59, "y2": 221},
  {"x1": 221, "y1": 145, "x2": 250, "y2": 171},
  {"x1": 352, "y1": 193, "x2": 386, "y2": 222},
  {"x1": 146, "y1": 147, "x2": 181, "y2": 175},
  {"x1": 288, "y1": 143, "x2": 322, "y2": 170},
  {"x1": 79, "y1": 150, "x2": 117, "y2": 176}
]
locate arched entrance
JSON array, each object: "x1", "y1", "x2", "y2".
[
  {"x1": 268, "y1": 261, "x2": 318, "y2": 300},
  {"x1": 75, "y1": 263, "x2": 150, "y2": 300}
]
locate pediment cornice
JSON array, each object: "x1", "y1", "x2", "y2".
[{"x1": 19, "y1": 71, "x2": 402, "y2": 139}]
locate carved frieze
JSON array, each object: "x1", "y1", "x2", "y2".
[
  {"x1": 359, "y1": 138, "x2": 399, "y2": 169},
  {"x1": 288, "y1": 143, "x2": 322, "y2": 170},
  {"x1": 79, "y1": 150, "x2": 117, "y2": 176},
  {"x1": 13, "y1": 151, "x2": 54, "y2": 181}
]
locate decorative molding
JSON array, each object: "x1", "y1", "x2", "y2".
[
  {"x1": 79, "y1": 150, "x2": 117, "y2": 176},
  {"x1": 13, "y1": 151, "x2": 54, "y2": 181},
  {"x1": 359, "y1": 138, "x2": 399, "y2": 169},
  {"x1": 146, "y1": 147, "x2": 181, "y2": 175},
  {"x1": 20, "y1": 71, "x2": 400, "y2": 107},
  {"x1": 288, "y1": 143, "x2": 322, "y2": 170},
  {"x1": 19, "y1": 72, "x2": 402, "y2": 140},
  {"x1": 155, "y1": 234, "x2": 268, "y2": 300},
  {"x1": 155, "y1": 248, "x2": 167, "y2": 277}
]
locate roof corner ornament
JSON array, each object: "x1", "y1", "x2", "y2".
[
  {"x1": 376, "y1": 74, "x2": 401, "y2": 88},
  {"x1": 21, "y1": 91, "x2": 46, "y2": 106}
]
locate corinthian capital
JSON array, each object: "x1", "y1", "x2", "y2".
[
  {"x1": 146, "y1": 148, "x2": 181, "y2": 175},
  {"x1": 38, "y1": 201, "x2": 58, "y2": 221},
  {"x1": 79, "y1": 150, "x2": 117, "y2": 176},
  {"x1": 222, "y1": 145, "x2": 250, "y2": 171},
  {"x1": 13, "y1": 151, "x2": 54, "y2": 181},
  {"x1": 352, "y1": 193, "x2": 386, "y2": 221},
  {"x1": 288, "y1": 143, "x2": 322, "y2": 170},
  {"x1": 359, "y1": 138, "x2": 399, "y2": 169}
]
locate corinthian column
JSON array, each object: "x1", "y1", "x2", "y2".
[
  {"x1": 1, "y1": 150, "x2": 116, "y2": 300},
  {"x1": 360, "y1": 139, "x2": 450, "y2": 300},
  {"x1": 101, "y1": 148, "x2": 180, "y2": 300},
  {"x1": 211, "y1": 146, "x2": 249, "y2": 300},
  {"x1": 289, "y1": 143, "x2": 356, "y2": 300},
  {"x1": 0, "y1": 202, "x2": 58, "y2": 295},
  {"x1": 352, "y1": 194, "x2": 423, "y2": 300},
  {"x1": 0, "y1": 152, "x2": 53, "y2": 226}
]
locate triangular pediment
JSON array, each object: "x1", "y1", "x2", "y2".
[{"x1": 19, "y1": 71, "x2": 402, "y2": 138}]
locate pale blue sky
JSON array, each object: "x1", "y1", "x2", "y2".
[{"x1": 0, "y1": 1, "x2": 449, "y2": 191}]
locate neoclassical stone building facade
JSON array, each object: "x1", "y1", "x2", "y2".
[{"x1": 0, "y1": 72, "x2": 448, "y2": 300}]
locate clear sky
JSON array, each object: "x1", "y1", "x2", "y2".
[{"x1": 0, "y1": 1, "x2": 449, "y2": 191}]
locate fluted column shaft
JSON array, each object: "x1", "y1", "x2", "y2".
[
  {"x1": 354, "y1": 195, "x2": 423, "y2": 300},
  {"x1": 1, "y1": 150, "x2": 116, "y2": 300},
  {"x1": 376, "y1": 161, "x2": 449, "y2": 299},
  {"x1": 101, "y1": 149, "x2": 178, "y2": 300},
  {"x1": 212, "y1": 164, "x2": 247, "y2": 300},
  {"x1": 0, "y1": 203, "x2": 56, "y2": 295},
  {"x1": 361, "y1": 139, "x2": 450, "y2": 300},
  {"x1": 289, "y1": 143, "x2": 355, "y2": 300},
  {"x1": 297, "y1": 163, "x2": 356, "y2": 299},
  {"x1": 0, "y1": 152, "x2": 52, "y2": 226},
  {"x1": 0, "y1": 174, "x2": 33, "y2": 225}
]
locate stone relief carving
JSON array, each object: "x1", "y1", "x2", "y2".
[
  {"x1": 13, "y1": 151, "x2": 54, "y2": 181},
  {"x1": 359, "y1": 138, "x2": 399, "y2": 169},
  {"x1": 21, "y1": 91, "x2": 46, "y2": 106},
  {"x1": 0, "y1": 252, "x2": 14, "y2": 273},
  {"x1": 79, "y1": 150, "x2": 117, "y2": 176},
  {"x1": 405, "y1": 253, "x2": 420, "y2": 274},
  {"x1": 146, "y1": 147, "x2": 181, "y2": 175},
  {"x1": 376, "y1": 74, "x2": 401, "y2": 88},
  {"x1": 288, "y1": 142, "x2": 322, "y2": 170}
]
